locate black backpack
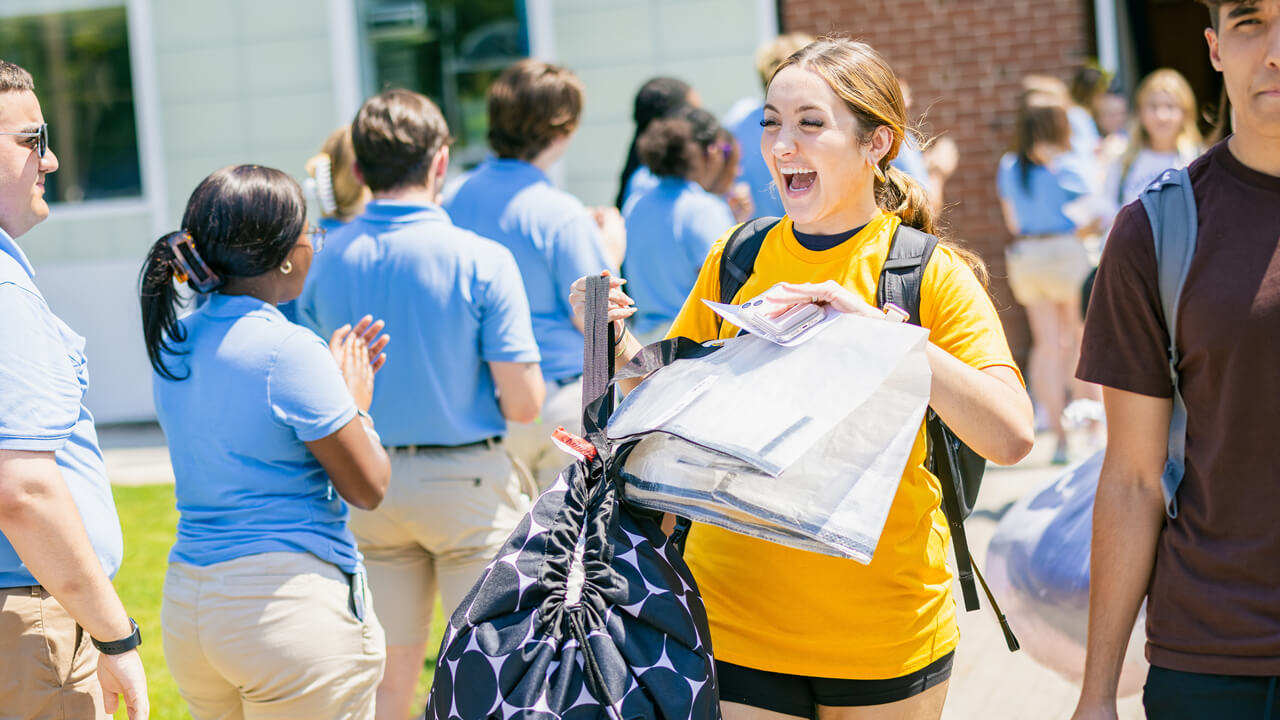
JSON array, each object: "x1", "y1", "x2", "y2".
[{"x1": 717, "y1": 217, "x2": 1019, "y2": 652}]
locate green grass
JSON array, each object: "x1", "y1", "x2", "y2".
[{"x1": 110, "y1": 484, "x2": 446, "y2": 719}]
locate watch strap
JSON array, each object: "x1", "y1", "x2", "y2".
[{"x1": 92, "y1": 618, "x2": 141, "y2": 655}]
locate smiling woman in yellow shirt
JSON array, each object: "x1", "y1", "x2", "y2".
[{"x1": 572, "y1": 38, "x2": 1034, "y2": 720}]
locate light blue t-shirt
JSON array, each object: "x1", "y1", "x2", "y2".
[
  {"x1": 890, "y1": 135, "x2": 934, "y2": 196},
  {"x1": 727, "y1": 102, "x2": 785, "y2": 219},
  {"x1": 0, "y1": 229, "x2": 123, "y2": 588},
  {"x1": 622, "y1": 165, "x2": 659, "y2": 207},
  {"x1": 298, "y1": 200, "x2": 540, "y2": 446},
  {"x1": 622, "y1": 177, "x2": 735, "y2": 335},
  {"x1": 445, "y1": 158, "x2": 615, "y2": 382},
  {"x1": 154, "y1": 294, "x2": 361, "y2": 572},
  {"x1": 996, "y1": 152, "x2": 1092, "y2": 236}
]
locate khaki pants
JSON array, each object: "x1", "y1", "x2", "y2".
[
  {"x1": 0, "y1": 586, "x2": 106, "y2": 720},
  {"x1": 162, "y1": 552, "x2": 385, "y2": 720},
  {"x1": 504, "y1": 376, "x2": 583, "y2": 492},
  {"x1": 347, "y1": 441, "x2": 531, "y2": 646}
]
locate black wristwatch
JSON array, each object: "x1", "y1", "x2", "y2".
[{"x1": 92, "y1": 618, "x2": 142, "y2": 655}]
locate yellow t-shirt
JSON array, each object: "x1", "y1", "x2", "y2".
[{"x1": 665, "y1": 212, "x2": 1022, "y2": 679}]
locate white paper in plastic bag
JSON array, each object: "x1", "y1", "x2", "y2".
[{"x1": 610, "y1": 313, "x2": 932, "y2": 563}]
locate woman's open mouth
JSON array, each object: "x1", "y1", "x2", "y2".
[{"x1": 780, "y1": 166, "x2": 817, "y2": 195}]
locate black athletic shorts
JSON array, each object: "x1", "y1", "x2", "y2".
[
  {"x1": 716, "y1": 651, "x2": 955, "y2": 718},
  {"x1": 1143, "y1": 665, "x2": 1280, "y2": 719}
]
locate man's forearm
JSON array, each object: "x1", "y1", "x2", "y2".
[
  {"x1": 1079, "y1": 472, "x2": 1165, "y2": 704},
  {"x1": 0, "y1": 453, "x2": 133, "y2": 642}
]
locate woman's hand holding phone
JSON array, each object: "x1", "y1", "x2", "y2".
[{"x1": 759, "y1": 280, "x2": 882, "y2": 320}]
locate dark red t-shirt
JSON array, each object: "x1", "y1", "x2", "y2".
[{"x1": 1078, "y1": 139, "x2": 1280, "y2": 676}]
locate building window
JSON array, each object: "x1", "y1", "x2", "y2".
[
  {"x1": 359, "y1": 0, "x2": 528, "y2": 168},
  {"x1": 0, "y1": 6, "x2": 141, "y2": 204}
]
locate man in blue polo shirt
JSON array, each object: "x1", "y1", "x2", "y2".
[
  {"x1": 0, "y1": 60, "x2": 149, "y2": 718},
  {"x1": 298, "y1": 88, "x2": 543, "y2": 720},
  {"x1": 447, "y1": 58, "x2": 619, "y2": 491}
]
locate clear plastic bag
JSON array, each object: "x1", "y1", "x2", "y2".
[
  {"x1": 609, "y1": 314, "x2": 932, "y2": 563},
  {"x1": 986, "y1": 449, "x2": 1149, "y2": 696}
]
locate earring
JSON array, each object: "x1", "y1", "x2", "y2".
[
  {"x1": 280, "y1": 260, "x2": 293, "y2": 275},
  {"x1": 873, "y1": 164, "x2": 887, "y2": 183}
]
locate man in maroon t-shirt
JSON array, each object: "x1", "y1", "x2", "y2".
[{"x1": 1072, "y1": 2, "x2": 1280, "y2": 719}]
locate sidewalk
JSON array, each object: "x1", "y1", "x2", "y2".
[{"x1": 97, "y1": 424, "x2": 1144, "y2": 717}]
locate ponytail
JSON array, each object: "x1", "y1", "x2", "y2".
[
  {"x1": 878, "y1": 163, "x2": 935, "y2": 235},
  {"x1": 878, "y1": 162, "x2": 989, "y2": 287},
  {"x1": 139, "y1": 233, "x2": 190, "y2": 381}
]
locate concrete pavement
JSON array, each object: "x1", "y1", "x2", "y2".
[{"x1": 97, "y1": 423, "x2": 1145, "y2": 718}]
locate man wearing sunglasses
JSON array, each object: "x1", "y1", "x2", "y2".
[{"x1": 0, "y1": 60, "x2": 149, "y2": 719}]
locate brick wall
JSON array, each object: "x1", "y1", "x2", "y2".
[{"x1": 782, "y1": 0, "x2": 1093, "y2": 358}]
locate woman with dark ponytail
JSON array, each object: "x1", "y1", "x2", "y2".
[
  {"x1": 615, "y1": 75, "x2": 699, "y2": 209},
  {"x1": 574, "y1": 38, "x2": 1033, "y2": 718},
  {"x1": 621, "y1": 106, "x2": 736, "y2": 342},
  {"x1": 139, "y1": 164, "x2": 392, "y2": 719}
]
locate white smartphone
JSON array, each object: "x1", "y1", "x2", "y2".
[{"x1": 752, "y1": 302, "x2": 825, "y2": 341}]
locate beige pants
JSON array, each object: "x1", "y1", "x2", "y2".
[
  {"x1": 1005, "y1": 234, "x2": 1093, "y2": 305},
  {"x1": 503, "y1": 376, "x2": 583, "y2": 492},
  {"x1": 347, "y1": 441, "x2": 531, "y2": 646},
  {"x1": 0, "y1": 586, "x2": 106, "y2": 720},
  {"x1": 162, "y1": 552, "x2": 385, "y2": 720}
]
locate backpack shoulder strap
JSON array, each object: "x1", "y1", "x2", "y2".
[
  {"x1": 876, "y1": 223, "x2": 939, "y2": 324},
  {"x1": 718, "y1": 216, "x2": 782, "y2": 305},
  {"x1": 1138, "y1": 166, "x2": 1197, "y2": 519}
]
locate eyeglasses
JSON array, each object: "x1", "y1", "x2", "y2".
[
  {"x1": 305, "y1": 225, "x2": 326, "y2": 252},
  {"x1": 0, "y1": 123, "x2": 48, "y2": 159}
]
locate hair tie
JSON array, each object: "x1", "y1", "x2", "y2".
[
  {"x1": 310, "y1": 155, "x2": 338, "y2": 216},
  {"x1": 165, "y1": 231, "x2": 222, "y2": 293}
]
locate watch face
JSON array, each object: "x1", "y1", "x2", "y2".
[{"x1": 93, "y1": 618, "x2": 141, "y2": 655}]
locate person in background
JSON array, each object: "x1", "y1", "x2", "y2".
[
  {"x1": 615, "y1": 76, "x2": 700, "y2": 208},
  {"x1": 300, "y1": 89, "x2": 543, "y2": 720},
  {"x1": 1093, "y1": 82, "x2": 1131, "y2": 145},
  {"x1": 446, "y1": 59, "x2": 616, "y2": 492},
  {"x1": 1101, "y1": 69, "x2": 1202, "y2": 223},
  {"x1": 997, "y1": 92, "x2": 1100, "y2": 465},
  {"x1": 576, "y1": 37, "x2": 1033, "y2": 719},
  {"x1": 0, "y1": 58, "x2": 149, "y2": 720},
  {"x1": 141, "y1": 164, "x2": 390, "y2": 719},
  {"x1": 622, "y1": 106, "x2": 736, "y2": 343},
  {"x1": 724, "y1": 32, "x2": 815, "y2": 219},
  {"x1": 1074, "y1": 1, "x2": 1280, "y2": 716},
  {"x1": 280, "y1": 126, "x2": 371, "y2": 324},
  {"x1": 306, "y1": 125, "x2": 371, "y2": 231},
  {"x1": 1025, "y1": 74, "x2": 1103, "y2": 180}
]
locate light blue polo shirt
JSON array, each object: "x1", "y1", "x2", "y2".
[
  {"x1": 154, "y1": 294, "x2": 361, "y2": 572},
  {"x1": 727, "y1": 102, "x2": 785, "y2": 218},
  {"x1": 622, "y1": 177, "x2": 735, "y2": 335},
  {"x1": 0, "y1": 228, "x2": 122, "y2": 587},
  {"x1": 996, "y1": 152, "x2": 1092, "y2": 236},
  {"x1": 298, "y1": 200, "x2": 540, "y2": 446},
  {"x1": 622, "y1": 165, "x2": 659, "y2": 207},
  {"x1": 445, "y1": 158, "x2": 615, "y2": 382}
]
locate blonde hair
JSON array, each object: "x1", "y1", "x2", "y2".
[
  {"x1": 771, "y1": 38, "x2": 987, "y2": 284},
  {"x1": 1119, "y1": 69, "x2": 1203, "y2": 180},
  {"x1": 755, "y1": 33, "x2": 815, "y2": 88},
  {"x1": 305, "y1": 126, "x2": 369, "y2": 222}
]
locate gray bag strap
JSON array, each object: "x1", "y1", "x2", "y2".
[{"x1": 1138, "y1": 167, "x2": 1197, "y2": 519}]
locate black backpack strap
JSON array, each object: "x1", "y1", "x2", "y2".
[
  {"x1": 581, "y1": 274, "x2": 616, "y2": 444},
  {"x1": 876, "y1": 224, "x2": 937, "y2": 324},
  {"x1": 718, "y1": 217, "x2": 782, "y2": 306},
  {"x1": 877, "y1": 224, "x2": 1019, "y2": 651}
]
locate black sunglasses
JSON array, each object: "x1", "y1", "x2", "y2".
[{"x1": 0, "y1": 123, "x2": 48, "y2": 159}]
